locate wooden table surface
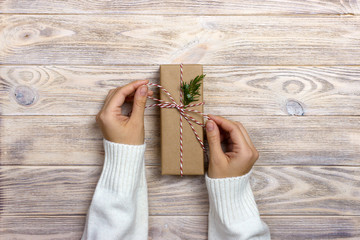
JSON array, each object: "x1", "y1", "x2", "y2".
[{"x1": 1, "y1": 0, "x2": 360, "y2": 239}]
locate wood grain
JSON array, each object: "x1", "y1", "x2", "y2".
[
  {"x1": 1, "y1": 0, "x2": 359, "y2": 237},
  {"x1": 264, "y1": 216, "x2": 360, "y2": 240},
  {"x1": 1, "y1": 15, "x2": 360, "y2": 65},
  {"x1": 1, "y1": 65, "x2": 360, "y2": 116},
  {"x1": 1, "y1": 0, "x2": 359, "y2": 15},
  {"x1": 1, "y1": 215, "x2": 359, "y2": 240},
  {"x1": 1, "y1": 166, "x2": 359, "y2": 216},
  {"x1": 1, "y1": 115, "x2": 359, "y2": 166},
  {"x1": 0, "y1": 116, "x2": 161, "y2": 166}
]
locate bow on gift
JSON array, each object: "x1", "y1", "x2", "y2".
[{"x1": 146, "y1": 63, "x2": 209, "y2": 176}]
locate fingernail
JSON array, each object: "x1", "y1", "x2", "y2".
[
  {"x1": 206, "y1": 121, "x2": 214, "y2": 131},
  {"x1": 140, "y1": 85, "x2": 147, "y2": 96}
]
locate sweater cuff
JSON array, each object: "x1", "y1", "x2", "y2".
[
  {"x1": 205, "y1": 170, "x2": 260, "y2": 224},
  {"x1": 97, "y1": 138, "x2": 146, "y2": 196}
]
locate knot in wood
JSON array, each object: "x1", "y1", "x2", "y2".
[
  {"x1": 286, "y1": 100, "x2": 304, "y2": 116},
  {"x1": 14, "y1": 85, "x2": 37, "y2": 106}
]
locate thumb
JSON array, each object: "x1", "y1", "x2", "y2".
[
  {"x1": 206, "y1": 120, "x2": 224, "y2": 161},
  {"x1": 130, "y1": 84, "x2": 148, "y2": 123}
]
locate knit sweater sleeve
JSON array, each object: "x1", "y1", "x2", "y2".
[
  {"x1": 81, "y1": 138, "x2": 148, "y2": 240},
  {"x1": 205, "y1": 170, "x2": 271, "y2": 240}
]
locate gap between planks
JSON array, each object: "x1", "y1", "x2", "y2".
[
  {"x1": 1, "y1": 165, "x2": 360, "y2": 167},
  {"x1": 1, "y1": 0, "x2": 359, "y2": 15},
  {"x1": 1, "y1": 115, "x2": 360, "y2": 117},
  {"x1": 0, "y1": 13, "x2": 357, "y2": 16},
  {"x1": 3, "y1": 215, "x2": 360, "y2": 218},
  {"x1": 3, "y1": 64, "x2": 360, "y2": 67},
  {"x1": 2, "y1": 214, "x2": 360, "y2": 217}
]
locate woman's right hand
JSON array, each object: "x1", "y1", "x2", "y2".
[{"x1": 205, "y1": 115, "x2": 259, "y2": 178}]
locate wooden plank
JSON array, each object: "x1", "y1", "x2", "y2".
[
  {"x1": 0, "y1": 116, "x2": 160, "y2": 166},
  {"x1": 1, "y1": 215, "x2": 359, "y2": 240},
  {"x1": 1, "y1": 116, "x2": 359, "y2": 166},
  {"x1": 1, "y1": 0, "x2": 359, "y2": 15},
  {"x1": 1, "y1": 166, "x2": 359, "y2": 216},
  {"x1": 1, "y1": 65, "x2": 360, "y2": 116},
  {"x1": 0, "y1": 216, "x2": 85, "y2": 240},
  {"x1": 265, "y1": 216, "x2": 360, "y2": 240},
  {"x1": 1, "y1": 15, "x2": 360, "y2": 65}
]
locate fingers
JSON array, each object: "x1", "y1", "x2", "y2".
[
  {"x1": 107, "y1": 80, "x2": 149, "y2": 110},
  {"x1": 234, "y1": 122, "x2": 259, "y2": 160},
  {"x1": 208, "y1": 114, "x2": 249, "y2": 150},
  {"x1": 125, "y1": 90, "x2": 153, "y2": 102},
  {"x1": 98, "y1": 89, "x2": 117, "y2": 117},
  {"x1": 129, "y1": 84, "x2": 148, "y2": 123},
  {"x1": 234, "y1": 122, "x2": 255, "y2": 149},
  {"x1": 205, "y1": 120, "x2": 224, "y2": 162}
]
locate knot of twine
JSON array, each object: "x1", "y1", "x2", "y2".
[{"x1": 146, "y1": 63, "x2": 209, "y2": 176}]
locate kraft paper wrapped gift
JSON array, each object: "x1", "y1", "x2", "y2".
[{"x1": 160, "y1": 64, "x2": 205, "y2": 175}]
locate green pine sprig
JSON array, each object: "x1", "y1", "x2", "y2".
[{"x1": 181, "y1": 74, "x2": 205, "y2": 106}]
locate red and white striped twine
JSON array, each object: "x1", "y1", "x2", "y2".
[
  {"x1": 146, "y1": 64, "x2": 209, "y2": 176},
  {"x1": 179, "y1": 63, "x2": 184, "y2": 175}
]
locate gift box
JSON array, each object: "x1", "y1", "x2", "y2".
[{"x1": 160, "y1": 64, "x2": 205, "y2": 175}]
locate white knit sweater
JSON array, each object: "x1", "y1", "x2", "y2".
[{"x1": 81, "y1": 138, "x2": 270, "y2": 240}]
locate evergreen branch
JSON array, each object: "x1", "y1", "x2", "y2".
[{"x1": 181, "y1": 74, "x2": 205, "y2": 106}]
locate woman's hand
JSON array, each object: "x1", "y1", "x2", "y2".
[
  {"x1": 205, "y1": 115, "x2": 259, "y2": 178},
  {"x1": 96, "y1": 80, "x2": 153, "y2": 145}
]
